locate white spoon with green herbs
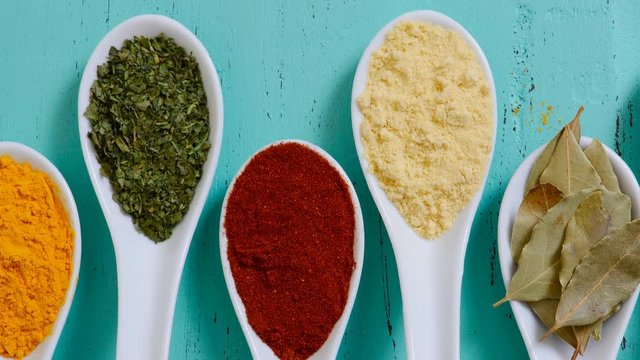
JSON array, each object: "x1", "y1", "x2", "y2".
[
  {"x1": 496, "y1": 111, "x2": 640, "y2": 360},
  {"x1": 351, "y1": 10, "x2": 496, "y2": 360},
  {"x1": 78, "y1": 15, "x2": 223, "y2": 360}
]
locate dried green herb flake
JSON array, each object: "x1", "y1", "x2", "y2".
[{"x1": 86, "y1": 34, "x2": 210, "y2": 242}]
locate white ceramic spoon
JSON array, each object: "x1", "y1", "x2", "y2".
[
  {"x1": 78, "y1": 15, "x2": 223, "y2": 360},
  {"x1": 219, "y1": 140, "x2": 365, "y2": 359},
  {"x1": 351, "y1": 10, "x2": 497, "y2": 360},
  {"x1": 497, "y1": 137, "x2": 640, "y2": 360},
  {"x1": 0, "y1": 142, "x2": 81, "y2": 360}
]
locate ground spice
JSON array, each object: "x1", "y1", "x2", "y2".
[
  {"x1": 0, "y1": 156, "x2": 74, "y2": 359},
  {"x1": 358, "y1": 21, "x2": 494, "y2": 239},
  {"x1": 224, "y1": 142, "x2": 355, "y2": 360}
]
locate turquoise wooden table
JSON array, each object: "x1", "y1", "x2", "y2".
[{"x1": 1, "y1": 0, "x2": 639, "y2": 359}]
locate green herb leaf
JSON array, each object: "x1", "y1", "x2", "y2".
[
  {"x1": 567, "y1": 303, "x2": 620, "y2": 360},
  {"x1": 544, "y1": 219, "x2": 640, "y2": 334},
  {"x1": 525, "y1": 107, "x2": 582, "y2": 193},
  {"x1": 511, "y1": 183, "x2": 563, "y2": 263},
  {"x1": 559, "y1": 189, "x2": 630, "y2": 289},
  {"x1": 494, "y1": 190, "x2": 594, "y2": 306},
  {"x1": 559, "y1": 191, "x2": 610, "y2": 289},
  {"x1": 529, "y1": 299, "x2": 578, "y2": 348},
  {"x1": 539, "y1": 125, "x2": 601, "y2": 196},
  {"x1": 600, "y1": 189, "x2": 632, "y2": 228},
  {"x1": 584, "y1": 140, "x2": 621, "y2": 193}
]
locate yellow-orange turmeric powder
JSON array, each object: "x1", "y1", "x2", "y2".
[{"x1": 0, "y1": 156, "x2": 74, "y2": 359}]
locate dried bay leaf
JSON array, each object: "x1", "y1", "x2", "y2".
[
  {"x1": 559, "y1": 195, "x2": 624, "y2": 356},
  {"x1": 501, "y1": 107, "x2": 636, "y2": 357},
  {"x1": 539, "y1": 125, "x2": 602, "y2": 196},
  {"x1": 525, "y1": 107, "x2": 583, "y2": 193},
  {"x1": 584, "y1": 140, "x2": 621, "y2": 192},
  {"x1": 573, "y1": 315, "x2": 603, "y2": 356},
  {"x1": 494, "y1": 189, "x2": 594, "y2": 306},
  {"x1": 600, "y1": 189, "x2": 631, "y2": 228},
  {"x1": 559, "y1": 192, "x2": 610, "y2": 288},
  {"x1": 569, "y1": 304, "x2": 620, "y2": 360},
  {"x1": 511, "y1": 183, "x2": 563, "y2": 263},
  {"x1": 590, "y1": 325, "x2": 600, "y2": 342},
  {"x1": 528, "y1": 295, "x2": 617, "y2": 358},
  {"x1": 528, "y1": 300, "x2": 614, "y2": 357},
  {"x1": 591, "y1": 304, "x2": 620, "y2": 342},
  {"x1": 544, "y1": 219, "x2": 640, "y2": 335},
  {"x1": 559, "y1": 189, "x2": 630, "y2": 289},
  {"x1": 573, "y1": 325, "x2": 591, "y2": 360},
  {"x1": 529, "y1": 299, "x2": 578, "y2": 348},
  {"x1": 563, "y1": 198, "x2": 628, "y2": 352}
]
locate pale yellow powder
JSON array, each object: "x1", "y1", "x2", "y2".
[{"x1": 358, "y1": 21, "x2": 494, "y2": 239}]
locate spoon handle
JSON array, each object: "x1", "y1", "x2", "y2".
[
  {"x1": 111, "y1": 229, "x2": 188, "y2": 360},
  {"x1": 391, "y1": 228, "x2": 468, "y2": 360}
]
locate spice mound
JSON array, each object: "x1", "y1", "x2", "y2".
[
  {"x1": 85, "y1": 34, "x2": 210, "y2": 242},
  {"x1": 0, "y1": 156, "x2": 74, "y2": 359},
  {"x1": 358, "y1": 21, "x2": 494, "y2": 239},
  {"x1": 225, "y1": 142, "x2": 355, "y2": 360}
]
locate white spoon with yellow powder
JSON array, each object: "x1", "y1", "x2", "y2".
[
  {"x1": 0, "y1": 142, "x2": 81, "y2": 360},
  {"x1": 351, "y1": 11, "x2": 496, "y2": 359}
]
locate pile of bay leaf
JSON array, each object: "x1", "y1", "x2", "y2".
[{"x1": 494, "y1": 107, "x2": 640, "y2": 359}]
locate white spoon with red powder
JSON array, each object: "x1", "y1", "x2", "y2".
[
  {"x1": 219, "y1": 140, "x2": 365, "y2": 359},
  {"x1": 351, "y1": 10, "x2": 497, "y2": 360}
]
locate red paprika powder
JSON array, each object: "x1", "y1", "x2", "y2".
[{"x1": 224, "y1": 142, "x2": 356, "y2": 360}]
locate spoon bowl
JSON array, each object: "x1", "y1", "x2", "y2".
[
  {"x1": 0, "y1": 142, "x2": 81, "y2": 360},
  {"x1": 351, "y1": 10, "x2": 497, "y2": 360},
  {"x1": 219, "y1": 140, "x2": 365, "y2": 359},
  {"x1": 78, "y1": 15, "x2": 223, "y2": 360},
  {"x1": 497, "y1": 137, "x2": 640, "y2": 360}
]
